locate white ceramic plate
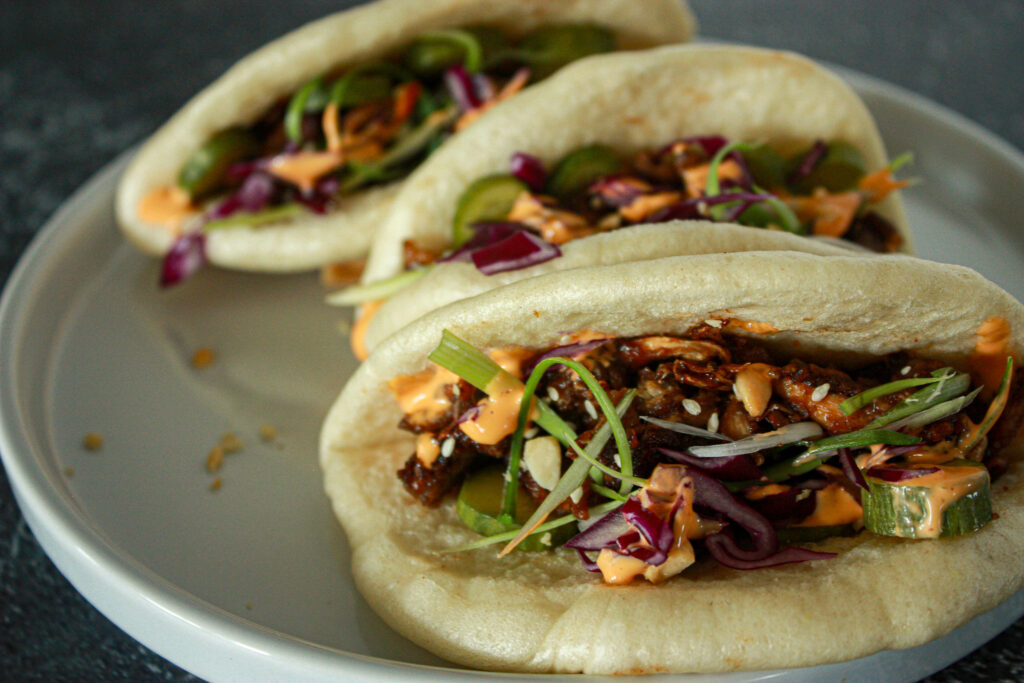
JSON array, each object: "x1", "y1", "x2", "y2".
[{"x1": 3, "y1": 70, "x2": 1024, "y2": 682}]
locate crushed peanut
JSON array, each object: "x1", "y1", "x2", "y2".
[
  {"x1": 191, "y1": 347, "x2": 216, "y2": 368},
  {"x1": 210, "y1": 477, "x2": 223, "y2": 491},
  {"x1": 206, "y1": 445, "x2": 225, "y2": 473},
  {"x1": 219, "y1": 432, "x2": 243, "y2": 453},
  {"x1": 82, "y1": 432, "x2": 104, "y2": 451},
  {"x1": 259, "y1": 424, "x2": 277, "y2": 442}
]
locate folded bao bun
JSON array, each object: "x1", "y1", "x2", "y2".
[
  {"x1": 361, "y1": 43, "x2": 910, "y2": 280},
  {"x1": 115, "y1": 0, "x2": 696, "y2": 272},
  {"x1": 321, "y1": 251, "x2": 1024, "y2": 674},
  {"x1": 363, "y1": 220, "x2": 860, "y2": 352}
]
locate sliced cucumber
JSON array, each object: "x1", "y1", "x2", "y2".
[
  {"x1": 743, "y1": 143, "x2": 787, "y2": 189},
  {"x1": 789, "y1": 141, "x2": 866, "y2": 194},
  {"x1": 544, "y1": 144, "x2": 622, "y2": 199},
  {"x1": 457, "y1": 464, "x2": 576, "y2": 552},
  {"x1": 284, "y1": 76, "x2": 326, "y2": 144},
  {"x1": 515, "y1": 24, "x2": 616, "y2": 78},
  {"x1": 451, "y1": 174, "x2": 527, "y2": 246},
  {"x1": 862, "y1": 461, "x2": 991, "y2": 539},
  {"x1": 177, "y1": 127, "x2": 258, "y2": 200}
]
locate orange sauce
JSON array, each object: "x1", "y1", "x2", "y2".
[
  {"x1": 349, "y1": 300, "x2": 382, "y2": 362},
  {"x1": 387, "y1": 363, "x2": 460, "y2": 421},
  {"x1": 137, "y1": 186, "x2": 197, "y2": 233}
]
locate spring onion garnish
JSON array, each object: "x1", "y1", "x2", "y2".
[
  {"x1": 285, "y1": 76, "x2": 324, "y2": 143},
  {"x1": 704, "y1": 142, "x2": 802, "y2": 232},
  {"x1": 838, "y1": 368, "x2": 955, "y2": 415},
  {"x1": 503, "y1": 385, "x2": 635, "y2": 523},
  {"x1": 866, "y1": 371, "x2": 971, "y2": 429},
  {"x1": 689, "y1": 422, "x2": 823, "y2": 458},
  {"x1": 960, "y1": 356, "x2": 1014, "y2": 453},
  {"x1": 204, "y1": 203, "x2": 307, "y2": 231},
  {"x1": 884, "y1": 387, "x2": 981, "y2": 432},
  {"x1": 419, "y1": 29, "x2": 484, "y2": 72},
  {"x1": 325, "y1": 266, "x2": 433, "y2": 306},
  {"x1": 888, "y1": 151, "x2": 914, "y2": 173},
  {"x1": 447, "y1": 500, "x2": 622, "y2": 553},
  {"x1": 498, "y1": 357, "x2": 641, "y2": 554},
  {"x1": 791, "y1": 429, "x2": 922, "y2": 466},
  {"x1": 640, "y1": 415, "x2": 732, "y2": 442}
]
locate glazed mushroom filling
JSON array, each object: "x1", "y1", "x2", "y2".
[{"x1": 388, "y1": 323, "x2": 1020, "y2": 584}]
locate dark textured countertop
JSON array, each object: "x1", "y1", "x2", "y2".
[{"x1": 2, "y1": 1, "x2": 1023, "y2": 680}]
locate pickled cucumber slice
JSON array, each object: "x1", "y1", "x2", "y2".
[
  {"x1": 451, "y1": 174, "x2": 527, "y2": 246},
  {"x1": 515, "y1": 24, "x2": 616, "y2": 78},
  {"x1": 544, "y1": 144, "x2": 622, "y2": 199},
  {"x1": 789, "y1": 141, "x2": 866, "y2": 194},
  {"x1": 457, "y1": 465, "x2": 575, "y2": 552},
  {"x1": 177, "y1": 127, "x2": 258, "y2": 200},
  {"x1": 862, "y1": 461, "x2": 991, "y2": 539},
  {"x1": 743, "y1": 143, "x2": 787, "y2": 189}
]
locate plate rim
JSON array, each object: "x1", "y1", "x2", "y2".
[{"x1": 2, "y1": 69, "x2": 1024, "y2": 681}]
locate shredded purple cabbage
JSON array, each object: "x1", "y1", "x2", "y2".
[
  {"x1": 471, "y1": 230, "x2": 561, "y2": 275},
  {"x1": 444, "y1": 65, "x2": 481, "y2": 111},
  {"x1": 788, "y1": 139, "x2": 827, "y2": 185},
  {"x1": 510, "y1": 152, "x2": 546, "y2": 192},
  {"x1": 658, "y1": 447, "x2": 763, "y2": 482},
  {"x1": 159, "y1": 232, "x2": 206, "y2": 288}
]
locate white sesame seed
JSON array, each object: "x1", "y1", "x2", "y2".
[
  {"x1": 570, "y1": 486, "x2": 584, "y2": 503},
  {"x1": 795, "y1": 489, "x2": 813, "y2": 502},
  {"x1": 900, "y1": 365, "x2": 911, "y2": 375},
  {"x1": 547, "y1": 386, "x2": 560, "y2": 402},
  {"x1": 683, "y1": 398, "x2": 701, "y2": 416},
  {"x1": 524, "y1": 427, "x2": 539, "y2": 439},
  {"x1": 697, "y1": 200, "x2": 708, "y2": 215},
  {"x1": 503, "y1": 470, "x2": 512, "y2": 482},
  {"x1": 541, "y1": 532, "x2": 552, "y2": 546},
  {"x1": 441, "y1": 437, "x2": 455, "y2": 458},
  {"x1": 707, "y1": 412, "x2": 720, "y2": 433},
  {"x1": 613, "y1": 452, "x2": 622, "y2": 468},
  {"x1": 559, "y1": 334, "x2": 572, "y2": 345},
  {"x1": 704, "y1": 318, "x2": 723, "y2": 328},
  {"x1": 451, "y1": 384, "x2": 461, "y2": 397},
  {"x1": 811, "y1": 383, "x2": 830, "y2": 402},
  {"x1": 584, "y1": 399, "x2": 598, "y2": 420}
]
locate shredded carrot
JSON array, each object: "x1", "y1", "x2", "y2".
[
  {"x1": 322, "y1": 102, "x2": 342, "y2": 153},
  {"x1": 455, "y1": 68, "x2": 530, "y2": 132},
  {"x1": 788, "y1": 190, "x2": 862, "y2": 238},
  {"x1": 858, "y1": 167, "x2": 910, "y2": 203},
  {"x1": 683, "y1": 159, "x2": 743, "y2": 199},
  {"x1": 619, "y1": 192, "x2": 683, "y2": 222},
  {"x1": 350, "y1": 300, "x2": 383, "y2": 362},
  {"x1": 391, "y1": 81, "x2": 422, "y2": 123}
]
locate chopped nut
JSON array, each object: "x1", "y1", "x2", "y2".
[
  {"x1": 682, "y1": 398, "x2": 701, "y2": 416},
  {"x1": 258, "y1": 424, "x2": 277, "y2": 442},
  {"x1": 733, "y1": 365, "x2": 773, "y2": 417},
  {"x1": 210, "y1": 477, "x2": 223, "y2": 491},
  {"x1": 219, "y1": 432, "x2": 243, "y2": 453},
  {"x1": 206, "y1": 446, "x2": 225, "y2": 473},
  {"x1": 82, "y1": 432, "x2": 104, "y2": 451},
  {"x1": 192, "y1": 347, "x2": 216, "y2": 368}
]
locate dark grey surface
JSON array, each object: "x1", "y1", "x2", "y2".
[{"x1": 1, "y1": 1, "x2": 1022, "y2": 680}]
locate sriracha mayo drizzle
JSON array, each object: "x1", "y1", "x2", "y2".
[{"x1": 138, "y1": 186, "x2": 197, "y2": 233}]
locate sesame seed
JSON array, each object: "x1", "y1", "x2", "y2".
[
  {"x1": 524, "y1": 427, "x2": 539, "y2": 439},
  {"x1": 503, "y1": 470, "x2": 512, "y2": 482},
  {"x1": 451, "y1": 384, "x2": 461, "y2": 398},
  {"x1": 559, "y1": 334, "x2": 572, "y2": 345},
  {"x1": 900, "y1": 365, "x2": 911, "y2": 375},
  {"x1": 547, "y1": 386, "x2": 560, "y2": 402},
  {"x1": 683, "y1": 398, "x2": 701, "y2": 416},
  {"x1": 697, "y1": 200, "x2": 708, "y2": 215},
  {"x1": 441, "y1": 436, "x2": 455, "y2": 458},
  {"x1": 811, "y1": 383, "x2": 831, "y2": 402},
  {"x1": 584, "y1": 399, "x2": 598, "y2": 420},
  {"x1": 707, "y1": 412, "x2": 720, "y2": 433},
  {"x1": 795, "y1": 489, "x2": 812, "y2": 502},
  {"x1": 613, "y1": 452, "x2": 622, "y2": 468},
  {"x1": 704, "y1": 319, "x2": 723, "y2": 328},
  {"x1": 541, "y1": 532, "x2": 552, "y2": 546}
]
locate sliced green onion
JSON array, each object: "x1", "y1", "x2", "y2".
[
  {"x1": 791, "y1": 429, "x2": 922, "y2": 467},
  {"x1": 839, "y1": 368, "x2": 954, "y2": 415},
  {"x1": 324, "y1": 266, "x2": 433, "y2": 306},
  {"x1": 866, "y1": 372, "x2": 971, "y2": 429},
  {"x1": 503, "y1": 383, "x2": 635, "y2": 521},
  {"x1": 704, "y1": 141, "x2": 802, "y2": 232},
  {"x1": 203, "y1": 203, "x2": 306, "y2": 231},
  {"x1": 591, "y1": 482, "x2": 628, "y2": 503},
  {"x1": 960, "y1": 356, "x2": 1014, "y2": 454},
  {"x1": 886, "y1": 387, "x2": 982, "y2": 432},
  {"x1": 446, "y1": 500, "x2": 622, "y2": 553},
  {"x1": 416, "y1": 29, "x2": 484, "y2": 72},
  {"x1": 705, "y1": 142, "x2": 750, "y2": 198},
  {"x1": 754, "y1": 188, "x2": 803, "y2": 234},
  {"x1": 427, "y1": 330, "x2": 593, "y2": 455},
  {"x1": 285, "y1": 76, "x2": 325, "y2": 143},
  {"x1": 888, "y1": 151, "x2": 914, "y2": 173}
]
